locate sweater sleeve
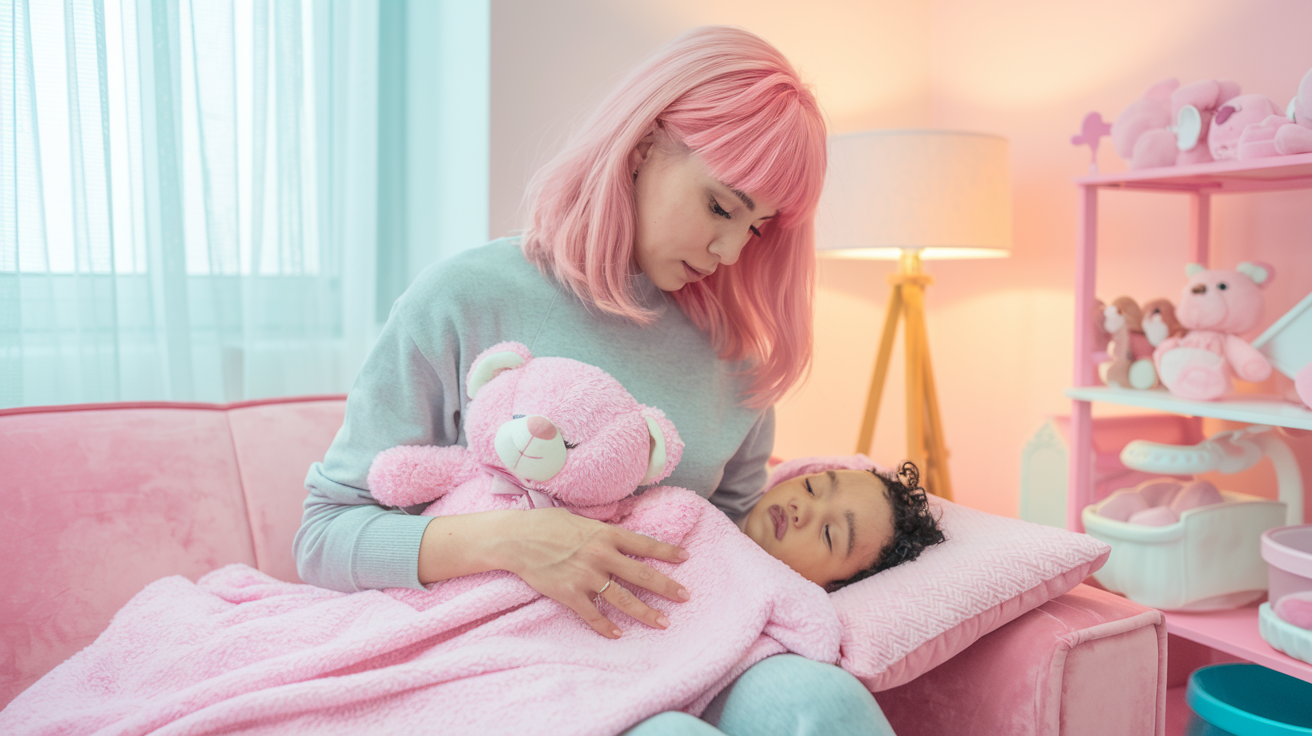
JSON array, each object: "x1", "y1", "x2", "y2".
[
  {"x1": 293, "y1": 301, "x2": 463, "y2": 593},
  {"x1": 706, "y1": 407, "x2": 775, "y2": 523}
]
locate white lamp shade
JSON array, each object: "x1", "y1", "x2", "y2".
[{"x1": 816, "y1": 130, "x2": 1012, "y2": 260}]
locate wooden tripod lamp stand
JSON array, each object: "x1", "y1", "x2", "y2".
[{"x1": 816, "y1": 130, "x2": 1012, "y2": 501}]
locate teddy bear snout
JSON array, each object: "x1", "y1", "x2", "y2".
[
  {"x1": 527, "y1": 415, "x2": 557, "y2": 440},
  {"x1": 493, "y1": 415, "x2": 568, "y2": 482}
]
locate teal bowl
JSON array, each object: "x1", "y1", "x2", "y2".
[{"x1": 1186, "y1": 664, "x2": 1312, "y2": 736}]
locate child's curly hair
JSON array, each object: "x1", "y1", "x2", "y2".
[{"x1": 828, "y1": 461, "x2": 946, "y2": 592}]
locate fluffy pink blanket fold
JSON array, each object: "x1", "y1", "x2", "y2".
[{"x1": 1, "y1": 488, "x2": 840, "y2": 736}]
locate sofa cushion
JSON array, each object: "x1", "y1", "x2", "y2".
[
  {"x1": 0, "y1": 405, "x2": 258, "y2": 705},
  {"x1": 227, "y1": 399, "x2": 346, "y2": 584},
  {"x1": 874, "y1": 584, "x2": 1166, "y2": 736}
]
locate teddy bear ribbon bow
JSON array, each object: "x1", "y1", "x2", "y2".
[{"x1": 481, "y1": 463, "x2": 563, "y2": 510}]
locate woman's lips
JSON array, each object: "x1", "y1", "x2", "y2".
[
  {"x1": 683, "y1": 262, "x2": 711, "y2": 282},
  {"x1": 769, "y1": 505, "x2": 786, "y2": 541}
]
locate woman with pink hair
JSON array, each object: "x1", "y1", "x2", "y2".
[{"x1": 297, "y1": 26, "x2": 894, "y2": 736}]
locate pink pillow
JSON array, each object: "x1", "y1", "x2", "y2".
[{"x1": 767, "y1": 455, "x2": 1111, "y2": 692}]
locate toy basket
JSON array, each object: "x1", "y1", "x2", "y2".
[{"x1": 1082, "y1": 426, "x2": 1303, "y2": 611}]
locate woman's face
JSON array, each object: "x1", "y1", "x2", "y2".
[
  {"x1": 741, "y1": 469, "x2": 895, "y2": 591},
  {"x1": 629, "y1": 131, "x2": 778, "y2": 292}
]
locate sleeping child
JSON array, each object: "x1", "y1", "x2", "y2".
[{"x1": 738, "y1": 459, "x2": 945, "y2": 593}]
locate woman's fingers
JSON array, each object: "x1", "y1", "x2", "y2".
[
  {"x1": 568, "y1": 593, "x2": 623, "y2": 639},
  {"x1": 610, "y1": 552, "x2": 690, "y2": 604},
  {"x1": 598, "y1": 578, "x2": 672, "y2": 632},
  {"x1": 615, "y1": 528, "x2": 689, "y2": 566}
]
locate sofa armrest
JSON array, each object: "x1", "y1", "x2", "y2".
[{"x1": 874, "y1": 584, "x2": 1166, "y2": 736}]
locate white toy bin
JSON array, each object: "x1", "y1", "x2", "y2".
[{"x1": 1082, "y1": 426, "x2": 1303, "y2": 611}]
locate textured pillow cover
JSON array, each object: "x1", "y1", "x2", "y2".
[{"x1": 767, "y1": 456, "x2": 1111, "y2": 693}]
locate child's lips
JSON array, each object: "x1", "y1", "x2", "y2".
[{"x1": 769, "y1": 505, "x2": 786, "y2": 540}]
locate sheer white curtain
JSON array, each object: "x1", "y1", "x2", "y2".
[{"x1": 0, "y1": 0, "x2": 486, "y2": 408}]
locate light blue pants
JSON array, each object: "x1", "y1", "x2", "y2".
[{"x1": 622, "y1": 654, "x2": 897, "y2": 736}]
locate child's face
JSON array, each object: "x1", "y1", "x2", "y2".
[{"x1": 740, "y1": 469, "x2": 895, "y2": 591}]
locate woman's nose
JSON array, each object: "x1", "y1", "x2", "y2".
[{"x1": 709, "y1": 233, "x2": 749, "y2": 267}]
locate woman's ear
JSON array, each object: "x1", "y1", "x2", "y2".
[{"x1": 629, "y1": 126, "x2": 658, "y2": 173}]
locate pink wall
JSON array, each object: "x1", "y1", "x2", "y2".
[
  {"x1": 919, "y1": 0, "x2": 1312, "y2": 514},
  {"x1": 491, "y1": 0, "x2": 1312, "y2": 518}
]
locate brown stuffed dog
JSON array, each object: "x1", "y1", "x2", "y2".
[{"x1": 1099, "y1": 297, "x2": 1156, "y2": 388}]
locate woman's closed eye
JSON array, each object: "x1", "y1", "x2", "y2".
[
  {"x1": 709, "y1": 197, "x2": 762, "y2": 238},
  {"x1": 824, "y1": 525, "x2": 832, "y2": 551}
]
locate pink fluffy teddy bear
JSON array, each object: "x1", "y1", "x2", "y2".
[
  {"x1": 1112, "y1": 78, "x2": 1241, "y2": 169},
  {"x1": 1238, "y1": 67, "x2": 1312, "y2": 159},
  {"x1": 1207, "y1": 93, "x2": 1285, "y2": 161},
  {"x1": 1153, "y1": 262, "x2": 1274, "y2": 401},
  {"x1": 367, "y1": 341, "x2": 683, "y2": 523}
]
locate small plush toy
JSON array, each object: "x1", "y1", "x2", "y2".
[
  {"x1": 1238, "y1": 67, "x2": 1312, "y2": 159},
  {"x1": 367, "y1": 341, "x2": 683, "y2": 522},
  {"x1": 1111, "y1": 79, "x2": 1178, "y2": 170},
  {"x1": 1153, "y1": 262, "x2": 1274, "y2": 401},
  {"x1": 1208, "y1": 93, "x2": 1285, "y2": 161},
  {"x1": 1099, "y1": 296, "x2": 1156, "y2": 389},
  {"x1": 1097, "y1": 477, "x2": 1224, "y2": 527},
  {"x1": 1111, "y1": 78, "x2": 1242, "y2": 169},
  {"x1": 1091, "y1": 299, "x2": 1113, "y2": 363},
  {"x1": 1140, "y1": 299, "x2": 1185, "y2": 347},
  {"x1": 1279, "y1": 67, "x2": 1312, "y2": 154}
]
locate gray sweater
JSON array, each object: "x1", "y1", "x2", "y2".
[{"x1": 294, "y1": 239, "x2": 774, "y2": 593}]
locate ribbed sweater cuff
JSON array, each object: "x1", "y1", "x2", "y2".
[{"x1": 352, "y1": 511, "x2": 433, "y2": 591}]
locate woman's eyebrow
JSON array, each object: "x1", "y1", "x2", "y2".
[{"x1": 718, "y1": 182, "x2": 777, "y2": 219}]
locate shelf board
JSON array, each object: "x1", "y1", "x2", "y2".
[
  {"x1": 1064, "y1": 386, "x2": 1312, "y2": 430},
  {"x1": 1076, "y1": 153, "x2": 1312, "y2": 193},
  {"x1": 1166, "y1": 604, "x2": 1312, "y2": 685}
]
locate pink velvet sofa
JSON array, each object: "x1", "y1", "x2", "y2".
[{"x1": 0, "y1": 397, "x2": 1168, "y2": 734}]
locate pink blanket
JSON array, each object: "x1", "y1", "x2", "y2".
[{"x1": 1, "y1": 488, "x2": 840, "y2": 736}]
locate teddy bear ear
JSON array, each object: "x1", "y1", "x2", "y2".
[
  {"x1": 467, "y1": 342, "x2": 533, "y2": 399},
  {"x1": 1236, "y1": 261, "x2": 1273, "y2": 288},
  {"x1": 639, "y1": 411, "x2": 684, "y2": 485},
  {"x1": 1185, "y1": 263, "x2": 1206, "y2": 277}
]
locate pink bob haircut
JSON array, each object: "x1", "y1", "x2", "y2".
[{"x1": 520, "y1": 26, "x2": 828, "y2": 409}]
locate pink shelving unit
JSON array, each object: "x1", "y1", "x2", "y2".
[{"x1": 1065, "y1": 152, "x2": 1312, "y2": 700}]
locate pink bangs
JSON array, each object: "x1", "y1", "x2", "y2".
[
  {"x1": 666, "y1": 72, "x2": 828, "y2": 231},
  {"x1": 521, "y1": 26, "x2": 828, "y2": 409}
]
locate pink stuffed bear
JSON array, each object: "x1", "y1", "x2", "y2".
[
  {"x1": 1207, "y1": 93, "x2": 1285, "y2": 161},
  {"x1": 1153, "y1": 262, "x2": 1274, "y2": 401},
  {"x1": 367, "y1": 341, "x2": 683, "y2": 522},
  {"x1": 1238, "y1": 67, "x2": 1312, "y2": 159},
  {"x1": 1112, "y1": 78, "x2": 1241, "y2": 169}
]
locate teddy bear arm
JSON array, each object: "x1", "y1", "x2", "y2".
[
  {"x1": 367, "y1": 445, "x2": 481, "y2": 508},
  {"x1": 1223, "y1": 336, "x2": 1272, "y2": 382}
]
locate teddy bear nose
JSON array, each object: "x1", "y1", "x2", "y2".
[
  {"x1": 1192, "y1": 284, "x2": 1207, "y2": 294},
  {"x1": 526, "y1": 415, "x2": 558, "y2": 440}
]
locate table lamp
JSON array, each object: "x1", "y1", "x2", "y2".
[{"x1": 815, "y1": 130, "x2": 1012, "y2": 500}]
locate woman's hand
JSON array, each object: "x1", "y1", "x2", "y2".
[{"x1": 418, "y1": 509, "x2": 689, "y2": 639}]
